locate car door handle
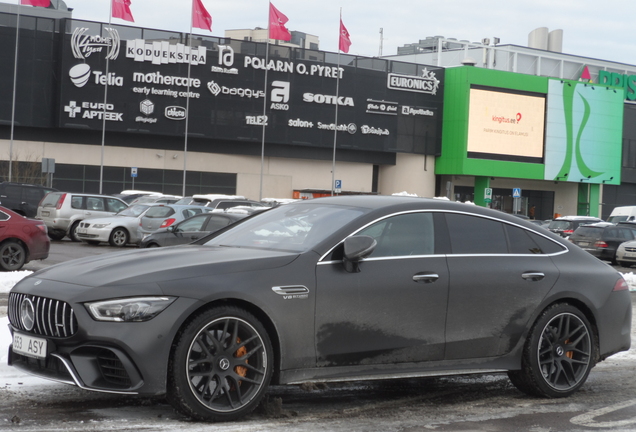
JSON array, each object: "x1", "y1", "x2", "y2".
[
  {"x1": 413, "y1": 273, "x2": 439, "y2": 283},
  {"x1": 522, "y1": 272, "x2": 545, "y2": 281}
]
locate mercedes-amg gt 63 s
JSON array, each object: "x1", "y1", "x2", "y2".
[{"x1": 7, "y1": 196, "x2": 632, "y2": 422}]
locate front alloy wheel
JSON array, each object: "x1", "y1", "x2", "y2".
[
  {"x1": 0, "y1": 241, "x2": 26, "y2": 271},
  {"x1": 509, "y1": 303, "x2": 596, "y2": 398},
  {"x1": 168, "y1": 306, "x2": 273, "y2": 421},
  {"x1": 108, "y1": 228, "x2": 129, "y2": 247}
]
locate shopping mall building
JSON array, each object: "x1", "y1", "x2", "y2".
[{"x1": 1, "y1": 4, "x2": 634, "y2": 220}]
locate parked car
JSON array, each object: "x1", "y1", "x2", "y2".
[
  {"x1": 138, "y1": 204, "x2": 213, "y2": 239},
  {"x1": 568, "y1": 222, "x2": 636, "y2": 264},
  {"x1": 0, "y1": 182, "x2": 57, "y2": 218},
  {"x1": 140, "y1": 211, "x2": 247, "y2": 248},
  {"x1": 7, "y1": 196, "x2": 631, "y2": 422},
  {"x1": 616, "y1": 240, "x2": 636, "y2": 267},
  {"x1": 0, "y1": 206, "x2": 49, "y2": 271},
  {"x1": 75, "y1": 204, "x2": 154, "y2": 247},
  {"x1": 37, "y1": 192, "x2": 129, "y2": 241},
  {"x1": 547, "y1": 215, "x2": 603, "y2": 238},
  {"x1": 175, "y1": 194, "x2": 267, "y2": 211},
  {"x1": 129, "y1": 194, "x2": 182, "y2": 205}
]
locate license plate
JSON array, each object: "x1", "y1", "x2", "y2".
[
  {"x1": 41, "y1": 211, "x2": 50, "y2": 217},
  {"x1": 78, "y1": 228, "x2": 87, "y2": 234},
  {"x1": 578, "y1": 242, "x2": 589, "y2": 247},
  {"x1": 625, "y1": 252, "x2": 636, "y2": 258},
  {"x1": 12, "y1": 332, "x2": 47, "y2": 359}
]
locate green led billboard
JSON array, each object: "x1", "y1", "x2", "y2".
[{"x1": 438, "y1": 67, "x2": 623, "y2": 185}]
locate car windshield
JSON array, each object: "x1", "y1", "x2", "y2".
[
  {"x1": 549, "y1": 221, "x2": 573, "y2": 230},
  {"x1": 205, "y1": 203, "x2": 367, "y2": 252},
  {"x1": 117, "y1": 204, "x2": 150, "y2": 217}
]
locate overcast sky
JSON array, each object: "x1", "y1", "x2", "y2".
[{"x1": 9, "y1": 0, "x2": 636, "y2": 65}]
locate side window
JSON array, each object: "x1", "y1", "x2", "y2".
[
  {"x1": 4, "y1": 186, "x2": 21, "y2": 200},
  {"x1": 204, "y1": 216, "x2": 233, "y2": 232},
  {"x1": 71, "y1": 196, "x2": 84, "y2": 209},
  {"x1": 106, "y1": 198, "x2": 127, "y2": 213},
  {"x1": 183, "y1": 208, "x2": 202, "y2": 218},
  {"x1": 357, "y1": 212, "x2": 435, "y2": 257},
  {"x1": 0, "y1": 211, "x2": 9, "y2": 221},
  {"x1": 618, "y1": 228, "x2": 634, "y2": 240},
  {"x1": 529, "y1": 232, "x2": 566, "y2": 254},
  {"x1": 446, "y1": 213, "x2": 507, "y2": 254},
  {"x1": 86, "y1": 197, "x2": 105, "y2": 211},
  {"x1": 504, "y1": 224, "x2": 543, "y2": 254},
  {"x1": 178, "y1": 216, "x2": 207, "y2": 232},
  {"x1": 24, "y1": 188, "x2": 43, "y2": 204}
]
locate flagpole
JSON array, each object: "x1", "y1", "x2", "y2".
[
  {"x1": 183, "y1": 5, "x2": 194, "y2": 197},
  {"x1": 259, "y1": 3, "x2": 271, "y2": 201},
  {"x1": 331, "y1": 8, "x2": 342, "y2": 196},
  {"x1": 9, "y1": 2, "x2": 22, "y2": 182},
  {"x1": 99, "y1": 4, "x2": 114, "y2": 194}
]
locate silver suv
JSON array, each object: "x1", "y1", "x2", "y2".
[{"x1": 37, "y1": 192, "x2": 128, "y2": 241}]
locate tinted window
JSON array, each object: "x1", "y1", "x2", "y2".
[
  {"x1": 106, "y1": 198, "x2": 127, "y2": 213},
  {"x1": 530, "y1": 232, "x2": 566, "y2": 254},
  {"x1": 144, "y1": 207, "x2": 175, "y2": 218},
  {"x1": 182, "y1": 208, "x2": 202, "y2": 218},
  {"x1": 357, "y1": 212, "x2": 434, "y2": 257},
  {"x1": 4, "y1": 186, "x2": 21, "y2": 200},
  {"x1": 86, "y1": 197, "x2": 105, "y2": 211},
  {"x1": 574, "y1": 227, "x2": 604, "y2": 238},
  {"x1": 71, "y1": 196, "x2": 84, "y2": 209},
  {"x1": 204, "y1": 216, "x2": 233, "y2": 232},
  {"x1": 178, "y1": 215, "x2": 208, "y2": 232},
  {"x1": 446, "y1": 213, "x2": 507, "y2": 254},
  {"x1": 505, "y1": 225, "x2": 543, "y2": 254},
  {"x1": 24, "y1": 188, "x2": 43, "y2": 203},
  {"x1": 0, "y1": 211, "x2": 9, "y2": 221}
]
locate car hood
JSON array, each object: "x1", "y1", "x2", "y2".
[
  {"x1": 29, "y1": 245, "x2": 299, "y2": 288},
  {"x1": 82, "y1": 215, "x2": 139, "y2": 224}
]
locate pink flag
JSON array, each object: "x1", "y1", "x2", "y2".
[
  {"x1": 269, "y1": 2, "x2": 291, "y2": 41},
  {"x1": 20, "y1": 0, "x2": 51, "y2": 6},
  {"x1": 112, "y1": 0, "x2": 134, "y2": 22},
  {"x1": 192, "y1": 0, "x2": 212, "y2": 31},
  {"x1": 339, "y1": 19, "x2": 351, "y2": 53}
]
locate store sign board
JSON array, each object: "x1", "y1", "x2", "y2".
[{"x1": 58, "y1": 25, "x2": 444, "y2": 155}]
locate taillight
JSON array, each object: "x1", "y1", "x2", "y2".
[
  {"x1": 36, "y1": 223, "x2": 47, "y2": 234},
  {"x1": 563, "y1": 229, "x2": 574, "y2": 235},
  {"x1": 594, "y1": 241, "x2": 608, "y2": 248},
  {"x1": 160, "y1": 218, "x2": 176, "y2": 228},
  {"x1": 56, "y1": 193, "x2": 67, "y2": 210},
  {"x1": 614, "y1": 278, "x2": 629, "y2": 291}
]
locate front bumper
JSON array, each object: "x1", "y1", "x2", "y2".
[{"x1": 7, "y1": 295, "x2": 199, "y2": 395}]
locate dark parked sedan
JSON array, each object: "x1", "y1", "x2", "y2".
[
  {"x1": 0, "y1": 206, "x2": 49, "y2": 271},
  {"x1": 569, "y1": 222, "x2": 636, "y2": 264},
  {"x1": 140, "y1": 212, "x2": 246, "y2": 247},
  {"x1": 7, "y1": 196, "x2": 632, "y2": 422}
]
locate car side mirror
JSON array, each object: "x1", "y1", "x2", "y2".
[{"x1": 342, "y1": 235, "x2": 377, "y2": 273}]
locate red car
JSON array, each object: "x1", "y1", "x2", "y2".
[{"x1": 0, "y1": 206, "x2": 49, "y2": 271}]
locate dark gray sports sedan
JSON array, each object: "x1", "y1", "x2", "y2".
[{"x1": 7, "y1": 196, "x2": 632, "y2": 422}]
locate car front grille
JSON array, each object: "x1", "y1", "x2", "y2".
[
  {"x1": 625, "y1": 247, "x2": 636, "y2": 253},
  {"x1": 8, "y1": 292, "x2": 78, "y2": 338},
  {"x1": 80, "y1": 222, "x2": 90, "y2": 228}
]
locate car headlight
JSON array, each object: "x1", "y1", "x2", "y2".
[
  {"x1": 92, "y1": 223, "x2": 110, "y2": 229},
  {"x1": 85, "y1": 297, "x2": 177, "y2": 322}
]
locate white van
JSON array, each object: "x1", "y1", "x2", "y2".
[{"x1": 608, "y1": 206, "x2": 636, "y2": 223}]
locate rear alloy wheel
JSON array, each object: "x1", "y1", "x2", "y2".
[
  {"x1": 0, "y1": 241, "x2": 26, "y2": 271},
  {"x1": 69, "y1": 221, "x2": 82, "y2": 242},
  {"x1": 167, "y1": 306, "x2": 273, "y2": 422},
  {"x1": 509, "y1": 303, "x2": 596, "y2": 398},
  {"x1": 108, "y1": 228, "x2": 129, "y2": 247}
]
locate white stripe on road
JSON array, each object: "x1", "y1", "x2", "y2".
[{"x1": 571, "y1": 399, "x2": 636, "y2": 428}]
